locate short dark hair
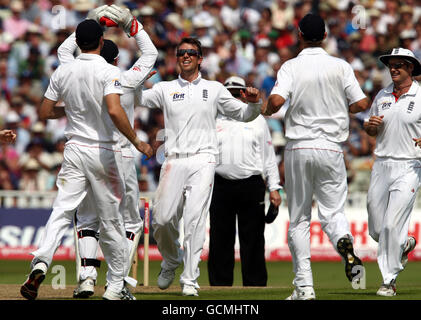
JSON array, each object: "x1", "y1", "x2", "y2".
[
  {"x1": 75, "y1": 20, "x2": 103, "y2": 52},
  {"x1": 176, "y1": 37, "x2": 202, "y2": 70},
  {"x1": 176, "y1": 37, "x2": 202, "y2": 57},
  {"x1": 101, "y1": 40, "x2": 119, "y2": 64}
]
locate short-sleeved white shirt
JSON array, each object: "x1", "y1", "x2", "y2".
[
  {"x1": 270, "y1": 47, "x2": 366, "y2": 149},
  {"x1": 368, "y1": 81, "x2": 421, "y2": 159},
  {"x1": 44, "y1": 53, "x2": 124, "y2": 143},
  {"x1": 140, "y1": 73, "x2": 261, "y2": 157},
  {"x1": 215, "y1": 115, "x2": 281, "y2": 191}
]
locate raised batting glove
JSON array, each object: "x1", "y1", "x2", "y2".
[{"x1": 104, "y1": 4, "x2": 143, "y2": 37}]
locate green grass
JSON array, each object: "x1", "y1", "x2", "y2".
[{"x1": 2, "y1": 260, "x2": 421, "y2": 300}]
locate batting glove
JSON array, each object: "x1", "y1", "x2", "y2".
[{"x1": 104, "y1": 4, "x2": 143, "y2": 37}]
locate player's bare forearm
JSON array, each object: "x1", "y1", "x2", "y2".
[
  {"x1": 106, "y1": 94, "x2": 138, "y2": 144},
  {"x1": 349, "y1": 97, "x2": 370, "y2": 114},
  {"x1": 39, "y1": 98, "x2": 66, "y2": 120},
  {"x1": 264, "y1": 94, "x2": 285, "y2": 116}
]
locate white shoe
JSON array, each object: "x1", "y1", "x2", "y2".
[
  {"x1": 376, "y1": 281, "x2": 396, "y2": 297},
  {"x1": 157, "y1": 268, "x2": 175, "y2": 290},
  {"x1": 73, "y1": 277, "x2": 95, "y2": 298},
  {"x1": 285, "y1": 286, "x2": 316, "y2": 300},
  {"x1": 182, "y1": 284, "x2": 199, "y2": 296},
  {"x1": 401, "y1": 236, "x2": 416, "y2": 268},
  {"x1": 102, "y1": 286, "x2": 136, "y2": 300}
]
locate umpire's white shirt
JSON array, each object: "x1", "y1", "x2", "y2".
[
  {"x1": 368, "y1": 81, "x2": 421, "y2": 159},
  {"x1": 270, "y1": 47, "x2": 366, "y2": 150},
  {"x1": 215, "y1": 115, "x2": 282, "y2": 191},
  {"x1": 140, "y1": 73, "x2": 262, "y2": 156},
  {"x1": 45, "y1": 53, "x2": 123, "y2": 143}
]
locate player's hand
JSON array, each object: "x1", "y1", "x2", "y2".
[
  {"x1": 146, "y1": 70, "x2": 157, "y2": 80},
  {"x1": 269, "y1": 189, "x2": 282, "y2": 207},
  {"x1": 104, "y1": 4, "x2": 143, "y2": 37},
  {"x1": 87, "y1": 5, "x2": 110, "y2": 24},
  {"x1": 0, "y1": 130, "x2": 16, "y2": 143},
  {"x1": 240, "y1": 87, "x2": 261, "y2": 103},
  {"x1": 135, "y1": 140, "x2": 153, "y2": 160},
  {"x1": 367, "y1": 115, "x2": 384, "y2": 127}
]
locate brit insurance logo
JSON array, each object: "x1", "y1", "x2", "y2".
[
  {"x1": 172, "y1": 92, "x2": 185, "y2": 101},
  {"x1": 113, "y1": 79, "x2": 122, "y2": 89},
  {"x1": 381, "y1": 101, "x2": 391, "y2": 110},
  {"x1": 203, "y1": 89, "x2": 208, "y2": 101}
]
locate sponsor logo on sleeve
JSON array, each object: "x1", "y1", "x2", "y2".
[{"x1": 113, "y1": 78, "x2": 122, "y2": 89}]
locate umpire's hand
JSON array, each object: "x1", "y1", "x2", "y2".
[{"x1": 270, "y1": 189, "x2": 282, "y2": 207}]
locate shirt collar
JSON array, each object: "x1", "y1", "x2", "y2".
[
  {"x1": 384, "y1": 80, "x2": 419, "y2": 96},
  {"x1": 77, "y1": 53, "x2": 107, "y2": 63},
  {"x1": 298, "y1": 47, "x2": 328, "y2": 56},
  {"x1": 178, "y1": 72, "x2": 202, "y2": 85}
]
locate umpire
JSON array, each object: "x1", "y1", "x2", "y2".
[{"x1": 208, "y1": 76, "x2": 282, "y2": 286}]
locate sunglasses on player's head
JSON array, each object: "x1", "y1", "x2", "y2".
[{"x1": 176, "y1": 49, "x2": 200, "y2": 57}]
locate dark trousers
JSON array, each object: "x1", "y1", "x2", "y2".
[{"x1": 208, "y1": 174, "x2": 267, "y2": 286}]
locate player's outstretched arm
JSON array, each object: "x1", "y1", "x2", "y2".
[
  {"x1": 0, "y1": 130, "x2": 16, "y2": 143},
  {"x1": 105, "y1": 93, "x2": 153, "y2": 159},
  {"x1": 217, "y1": 86, "x2": 262, "y2": 122}
]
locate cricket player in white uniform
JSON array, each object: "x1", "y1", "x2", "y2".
[
  {"x1": 56, "y1": 5, "x2": 158, "y2": 298},
  {"x1": 20, "y1": 19, "x2": 153, "y2": 300},
  {"x1": 264, "y1": 14, "x2": 369, "y2": 300},
  {"x1": 140, "y1": 37, "x2": 262, "y2": 296},
  {"x1": 364, "y1": 48, "x2": 420, "y2": 297}
]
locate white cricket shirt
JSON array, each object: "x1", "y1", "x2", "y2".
[
  {"x1": 140, "y1": 73, "x2": 262, "y2": 156},
  {"x1": 368, "y1": 81, "x2": 421, "y2": 159},
  {"x1": 270, "y1": 47, "x2": 366, "y2": 150},
  {"x1": 45, "y1": 53, "x2": 124, "y2": 143},
  {"x1": 57, "y1": 31, "x2": 158, "y2": 153},
  {"x1": 215, "y1": 115, "x2": 282, "y2": 191}
]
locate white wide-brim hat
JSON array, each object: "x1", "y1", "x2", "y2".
[
  {"x1": 224, "y1": 76, "x2": 246, "y2": 90},
  {"x1": 379, "y1": 47, "x2": 421, "y2": 76}
]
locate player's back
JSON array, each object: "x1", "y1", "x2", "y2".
[
  {"x1": 278, "y1": 47, "x2": 363, "y2": 143},
  {"x1": 54, "y1": 53, "x2": 123, "y2": 143}
]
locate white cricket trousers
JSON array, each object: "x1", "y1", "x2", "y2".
[
  {"x1": 76, "y1": 147, "x2": 143, "y2": 281},
  {"x1": 152, "y1": 153, "x2": 216, "y2": 288},
  {"x1": 284, "y1": 141, "x2": 353, "y2": 287},
  {"x1": 367, "y1": 157, "x2": 421, "y2": 285},
  {"x1": 31, "y1": 138, "x2": 128, "y2": 292}
]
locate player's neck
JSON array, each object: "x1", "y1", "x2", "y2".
[
  {"x1": 393, "y1": 78, "x2": 413, "y2": 93},
  {"x1": 180, "y1": 70, "x2": 200, "y2": 83}
]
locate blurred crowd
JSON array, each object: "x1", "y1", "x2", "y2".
[{"x1": 0, "y1": 0, "x2": 420, "y2": 194}]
